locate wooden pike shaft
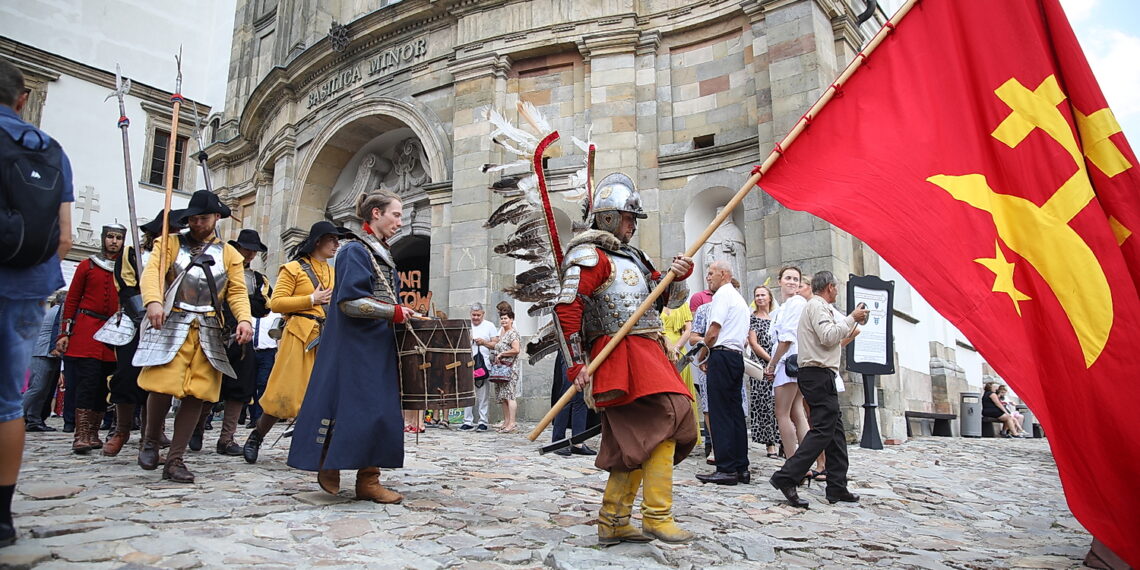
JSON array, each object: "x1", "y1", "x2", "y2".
[
  {"x1": 157, "y1": 97, "x2": 181, "y2": 294},
  {"x1": 527, "y1": 0, "x2": 919, "y2": 441}
]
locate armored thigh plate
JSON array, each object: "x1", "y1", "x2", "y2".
[{"x1": 133, "y1": 311, "x2": 236, "y2": 377}]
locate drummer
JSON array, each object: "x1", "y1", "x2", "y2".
[{"x1": 287, "y1": 190, "x2": 416, "y2": 503}]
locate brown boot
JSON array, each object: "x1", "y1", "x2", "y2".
[
  {"x1": 354, "y1": 467, "x2": 402, "y2": 504},
  {"x1": 318, "y1": 469, "x2": 341, "y2": 495},
  {"x1": 103, "y1": 404, "x2": 134, "y2": 457},
  {"x1": 138, "y1": 438, "x2": 161, "y2": 470},
  {"x1": 72, "y1": 410, "x2": 96, "y2": 454},
  {"x1": 85, "y1": 411, "x2": 104, "y2": 450},
  {"x1": 162, "y1": 457, "x2": 195, "y2": 483}
]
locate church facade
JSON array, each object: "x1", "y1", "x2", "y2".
[{"x1": 208, "y1": 0, "x2": 995, "y2": 439}]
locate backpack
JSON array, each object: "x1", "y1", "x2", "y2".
[{"x1": 0, "y1": 127, "x2": 64, "y2": 267}]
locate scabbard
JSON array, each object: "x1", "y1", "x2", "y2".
[{"x1": 539, "y1": 423, "x2": 603, "y2": 455}]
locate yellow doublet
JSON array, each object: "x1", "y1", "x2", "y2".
[
  {"x1": 259, "y1": 257, "x2": 333, "y2": 419},
  {"x1": 137, "y1": 234, "x2": 253, "y2": 401}
]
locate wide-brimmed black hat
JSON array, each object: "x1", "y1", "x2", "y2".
[
  {"x1": 292, "y1": 220, "x2": 340, "y2": 259},
  {"x1": 228, "y1": 228, "x2": 268, "y2": 252},
  {"x1": 139, "y1": 208, "x2": 187, "y2": 236},
  {"x1": 178, "y1": 190, "x2": 231, "y2": 224}
]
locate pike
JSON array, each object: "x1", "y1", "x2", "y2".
[
  {"x1": 157, "y1": 48, "x2": 183, "y2": 294},
  {"x1": 104, "y1": 64, "x2": 143, "y2": 274},
  {"x1": 190, "y1": 102, "x2": 214, "y2": 194}
]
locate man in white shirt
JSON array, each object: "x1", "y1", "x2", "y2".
[
  {"x1": 695, "y1": 261, "x2": 752, "y2": 485},
  {"x1": 245, "y1": 311, "x2": 279, "y2": 428},
  {"x1": 461, "y1": 303, "x2": 498, "y2": 432}
]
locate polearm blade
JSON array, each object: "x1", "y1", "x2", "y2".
[
  {"x1": 105, "y1": 64, "x2": 144, "y2": 275},
  {"x1": 158, "y1": 48, "x2": 183, "y2": 294},
  {"x1": 190, "y1": 101, "x2": 213, "y2": 194}
]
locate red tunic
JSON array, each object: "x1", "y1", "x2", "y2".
[
  {"x1": 555, "y1": 247, "x2": 692, "y2": 408},
  {"x1": 61, "y1": 258, "x2": 118, "y2": 361}
]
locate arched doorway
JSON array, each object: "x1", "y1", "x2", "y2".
[{"x1": 393, "y1": 235, "x2": 431, "y2": 314}]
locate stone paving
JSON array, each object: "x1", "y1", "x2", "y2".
[{"x1": 2, "y1": 420, "x2": 1090, "y2": 569}]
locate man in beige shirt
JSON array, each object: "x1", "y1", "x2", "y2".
[{"x1": 769, "y1": 271, "x2": 867, "y2": 508}]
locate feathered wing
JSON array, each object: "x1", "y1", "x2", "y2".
[{"x1": 483, "y1": 103, "x2": 583, "y2": 366}]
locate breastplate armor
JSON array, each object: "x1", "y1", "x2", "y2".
[
  {"x1": 167, "y1": 239, "x2": 227, "y2": 312},
  {"x1": 362, "y1": 235, "x2": 400, "y2": 305},
  {"x1": 581, "y1": 248, "x2": 664, "y2": 344}
]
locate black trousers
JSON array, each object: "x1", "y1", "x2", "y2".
[
  {"x1": 109, "y1": 337, "x2": 148, "y2": 405},
  {"x1": 770, "y1": 366, "x2": 850, "y2": 495},
  {"x1": 550, "y1": 351, "x2": 597, "y2": 440},
  {"x1": 65, "y1": 356, "x2": 114, "y2": 411},
  {"x1": 707, "y1": 348, "x2": 749, "y2": 473}
]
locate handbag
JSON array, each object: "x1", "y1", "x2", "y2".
[
  {"x1": 784, "y1": 354, "x2": 799, "y2": 378},
  {"x1": 489, "y1": 360, "x2": 513, "y2": 384},
  {"x1": 93, "y1": 310, "x2": 137, "y2": 346},
  {"x1": 473, "y1": 351, "x2": 489, "y2": 380}
]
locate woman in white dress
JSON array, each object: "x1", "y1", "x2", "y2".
[{"x1": 765, "y1": 267, "x2": 811, "y2": 465}]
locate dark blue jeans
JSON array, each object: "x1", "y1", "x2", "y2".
[
  {"x1": 1, "y1": 299, "x2": 44, "y2": 423},
  {"x1": 247, "y1": 349, "x2": 276, "y2": 423}
]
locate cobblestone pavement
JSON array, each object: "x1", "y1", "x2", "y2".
[{"x1": 2, "y1": 419, "x2": 1089, "y2": 569}]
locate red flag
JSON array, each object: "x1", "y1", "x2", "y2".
[{"x1": 758, "y1": 0, "x2": 1140, "y2": 563}]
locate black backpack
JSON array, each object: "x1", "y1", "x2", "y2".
[{"x1": 0, "y1": 127, "x2": 64, "y2": 267}]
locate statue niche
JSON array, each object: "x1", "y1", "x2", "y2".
[{"x1": 703, "y1": 207, "x2": 746, "y2": 286}]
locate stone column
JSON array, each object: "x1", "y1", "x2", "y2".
[
  {"x1": 930, "y1": 341, "x2": 968, "y2": 423},
  {"x1": 446, "y1": 54, "x2": 511, "y2": 316}
]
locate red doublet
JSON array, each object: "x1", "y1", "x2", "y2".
[
  {"x1": 555, "y1": 247, "x2": 692, "y2": 408},
  {"x1": 61, "y1": 258, "x2": 118, "y2": 361}
]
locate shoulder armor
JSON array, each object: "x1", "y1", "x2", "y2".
[{"x1": 563, "y1": 244, "x2": 600, "y2": 269}]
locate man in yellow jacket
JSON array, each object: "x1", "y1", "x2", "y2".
[{"x1": 132, "y1": 190, "x2": 253, "y2": 483}]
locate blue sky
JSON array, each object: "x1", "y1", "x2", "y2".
[{"x1": 881, "y1": 0, "x2": 1140, "y2": 145}]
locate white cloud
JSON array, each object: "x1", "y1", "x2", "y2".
[
  {"x1": 1082, "y1": 29, "x2": 1140, "y2": 139},
  {"x1": 1059, "y1": 0, "x2": 1099, "y2": 22}
]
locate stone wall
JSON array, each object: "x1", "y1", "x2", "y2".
[{"x1": 210, "y1": 0, "x2": 886, "y2": 422}]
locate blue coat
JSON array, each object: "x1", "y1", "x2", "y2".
[{"x1": 287, "y1": 241, "x2": 404, "y2": 471}]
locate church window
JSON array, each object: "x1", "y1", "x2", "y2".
[{"x1": 147, "y1": 129, "x2": 189, "y2": 190}]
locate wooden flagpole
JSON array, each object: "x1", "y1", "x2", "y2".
[
  {"x1": 527, "y1": 0, "x2": 920, "y2": 441},
  {"x1": 157, "y1": 48, "x2": 183, "y2": 295}
]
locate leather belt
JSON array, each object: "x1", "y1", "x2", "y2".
[
  {"x1": 287, "y1": 312, "x2": 325, "y2": 325},
  {"x1": 710, "y1": 346, "x2": 742, "y2": 354},
  {"x1": 78, "y1": 308, "x2": 111, "y2": 320}
]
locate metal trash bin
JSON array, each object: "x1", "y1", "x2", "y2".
[
  {"x1": 1018, "y1": 405, "x2": 1036, "y2": 438},
  {"x1": 960, "y1": 392, "x2": 982, "y2": 438}
]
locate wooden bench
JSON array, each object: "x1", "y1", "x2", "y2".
[{"x1": 904, "y1": 411, "x2": 956, "y2": 437}]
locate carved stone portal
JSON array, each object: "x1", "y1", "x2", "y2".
[{"x1": 325, "y1": 137, "x2": 431, "y2": 238}]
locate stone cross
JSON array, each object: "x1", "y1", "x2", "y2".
[{"x1": 75, "y1": 185, "x2": 100, "y2": 245}]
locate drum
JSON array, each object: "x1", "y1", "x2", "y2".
[{"x1": 396, "y1": 318, "x2": 476, "y2": 411}]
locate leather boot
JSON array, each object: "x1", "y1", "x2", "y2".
[
  {"x1": 243, "y1": 430, "x2": 264, "y2": 464},
  {"x1": 318, "y1": 470, "x2": 341, "y2": 495},
  {"x1": 598, "y1": 470, "x2": 652, "y2": 545},
  {"x1": 354, "y1": 467, "x2": 403, "y2": 504},
  {"x1": 72, "y1": 410, "x2": 95, "y2": 454},
  {"x1": 162, "y1": 457, "x2": 195, "y2": 483},
  {"x1": 138, "y1": 437, "x2": 161, "y2": 470},
  {"x1": 103, "y1": 404, "x2": 134, "y2": 457},
  {"x1": 641, "y1": 439, "x2": 695, "y2": 543},
  {"x1": 85, "y1": 411, "x2": 104, "y2": 450},
  {"x1": 215, "y1": 400, "x2": 243, "y2": 455}
]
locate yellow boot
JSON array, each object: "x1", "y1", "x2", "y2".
[
  {"x1": 598, "y1": 470, "x2": 653, "y2": 545},
  {"x1": 641, "y1": 439, "x2": 695, "y2": 543}
]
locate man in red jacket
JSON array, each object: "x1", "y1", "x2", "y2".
[
  {"x1": 555, "y1": 173, "x2": 697, "y2": 545},
  {"x1": 56, "y1": 223, "x2": 124, "y2": 454}
]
